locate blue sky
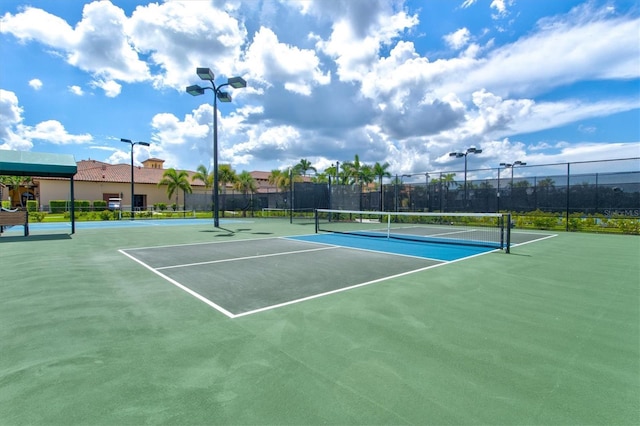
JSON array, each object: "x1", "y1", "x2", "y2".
[{"x1": 1, "y1": 0, "x2": 639, "y2": 181}]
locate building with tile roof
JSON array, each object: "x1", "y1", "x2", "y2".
[{"x1": 29, "y1": 159, "x2": 286, "y2": 212}]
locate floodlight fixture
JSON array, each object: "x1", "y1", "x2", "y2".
[
  {"x1": 228, "y1": 76, "x2": 247, "y2": 89},
  {"x1": 197, "y1": 67, "x2": 215, "y2": 81},
  {"x1": 186, "y1": 85, "x2": 205, "y2": 96},
  {"x1": 217, "y1": 91, "x2": 231, "y2": 102}
]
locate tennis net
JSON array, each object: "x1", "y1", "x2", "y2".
[{"x1": 315, "y1": 209, "x2": 511, "y2": 251}]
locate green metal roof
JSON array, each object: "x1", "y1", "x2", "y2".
[{"x1": 0, "y1": 150, "x2": 77, "y2": 178}]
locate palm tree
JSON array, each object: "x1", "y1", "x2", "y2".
[
  {"x1": 372, "y1": 162, "x2": 391, "y2": 210},
  {"x1": 342, "y1": 154, "x2": 364, "y2": 185},
  {"x1": 191, "y1": 164, "x2": 213, "y2": 189},
  {"x1": 294, "y1": 158, "x2": 317, "y2": 177},
  {"x1": 432, "y1": 173, "x2": 457, "y2": 211},
  {"x1": 218, "y1": 164, "x2": 237, "y2": 217},
  {"x1": 268, "y1": 169, "x2": 288, "y2": 192},
  {"x1": 233, "y1": 171, "x2": 258, "y2": 216},
  {"x1": 311, "y1": 172, "x2": 329, "y2": 184},
  {"x1": 158, "y1": 168, "x2": 192, "y2": 210}
]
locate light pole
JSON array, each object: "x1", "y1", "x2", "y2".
[
  {"x1": 120, "y1": 138, "x2": 150, "y2": 220},
  {"x1": 186, "y1": 68, "x2": 246, "y2": 227},
  {"x1": 425, "y1": 172, "x2": 430, "y2": 211},
  {"x1": 449, "y1": 147, "x2": 482, "y2": 205},
  {"x1": 499, "y1": 160, "x2": 526, "y2": 210}
]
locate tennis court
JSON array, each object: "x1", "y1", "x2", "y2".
[{"x1": 1, "y1": 217, "x2": 638, "y2": 425}]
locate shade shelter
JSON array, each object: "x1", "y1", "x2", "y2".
[{"x1": 0, "y1": 150, "x2": 77, "y2": 234}]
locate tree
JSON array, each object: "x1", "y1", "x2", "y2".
[
  {"x1": 2, "y1": 176, "x2": 31, "y2": 207},
  {"x1": 311, "y1": 173, "x2": 329, "y2": 184},
  {"x1": 372, "y1": 162, "x2": 391, "y2": 188},
  {"x1": 218, "y1": 164, "x2": 237, "y2": 216},
  {"x1": 158, "y1": 168, "x2": 192, "y2": 209},
  {"x1": 342, "y1": 154, "x2": 364, "y2": 185},
  {"x1": 293, "y1": 158, "x2": 316, "y2": 177},
  {"x1": 191, "y1": 164, "x2": 213, "y2": 189},
  {"x1": 268, "y1": 169, "x2": 289, "y2": 192},
  {"x1": 233, "y1": 171, "x2": 257, "y2": 216}
]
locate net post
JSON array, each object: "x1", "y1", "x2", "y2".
[
  {"x1": 506, "y1": 213, "x2": 512, "y2": 254},
  {"x1": 315, "y1": 209, "x2": 319, "y2": 233},
  {"x1": 387, "y1": 212, "x2": 391, "y2": 239}
]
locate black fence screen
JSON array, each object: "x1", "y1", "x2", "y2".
[{"x1": 184, "y1": 158, "x2": 639, "y2": 231}]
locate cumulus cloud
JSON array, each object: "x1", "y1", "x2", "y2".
[
  {"x1": 490, "y1": 0, "x2": 514, "y2": 19},
  {"x1": 22, "y1": 120, "x2": 93, "y2": 145},
  {"x1": 68, "y1": 85, "x2": 84, "y2": 96},
  {"x1": 0, "y1": 89, "x2": 32, "y2": 151},
  {"x1": 127, "y1": 1, "x2": 247, "y2": 90},
  {"x1": 1, "y1": 0, "x2": 638, "y2": 175},
  {"x1": 444, "y1": 28, "x2": 471, "y2": 50},
  {"x1": 28, "y1": 79, "x2": 43, "y2": 90},
  {"x1": 244, "y1": 26, "x2": 330, "y2": 95}
]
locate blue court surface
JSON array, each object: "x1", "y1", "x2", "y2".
[{"x1": 287, "y1": 232, "x2": 497, "y2": 261}]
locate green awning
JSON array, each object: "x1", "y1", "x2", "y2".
[{"x1": 0, "y1": 150, "x2": 77, "y2": 177}]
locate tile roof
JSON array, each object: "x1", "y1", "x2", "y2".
[
  {"x1": 36, "y1": 159, "x2": 306, "y2": 192},
  {"x1": 54, "y1": 159, "x2": 207, "y2": 187}
]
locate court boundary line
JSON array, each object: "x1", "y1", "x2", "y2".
[
  {"x1": 118, "y1": 249, "x2": 236, "y2": 318},
  {"x1": 283, "y1": 235, "x2": 452, "y2": 262},
  {"x1": 511, "y1": 233, "x2": 558, "y2": 247},
  {"x1": 232, "y1": 249, "x2": 500, "y2": 318},
  {"x1": 118, "y1": 231, "x2": 554, "y2": 319},
  {"x1": 156, "y1": 245, "x2": 338, "y2": 270}
]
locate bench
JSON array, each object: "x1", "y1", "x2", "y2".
[{"x1": 0, "y1": 210, "x2": 29, "y2": 236}]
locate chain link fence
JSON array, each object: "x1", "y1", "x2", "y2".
[{"x1": 185, "y1": 158, "x2": 639, "y2": 233}]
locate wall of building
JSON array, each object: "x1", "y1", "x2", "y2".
[{"x1": 36, "y1": 179, "x2": 208, "y2": 211}]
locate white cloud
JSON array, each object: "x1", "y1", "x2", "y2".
[
  {"x1": 68, "y1": 85, "x2": 83, "y2": 96},
  {"x1": 0, "y1": 89, "x2": 32, "y2": 151},
  {"x1": 127, "y1": 1, "x2": 247, "y2": 90},
  {"x1": 311, "y1": 0, "x2": 419, "y2": 82},
  {"x1": 435, "y1": 7, "x2": 640, "y2": 99},
  {"x1": 490, "y1": 0, "x2": 514, "y2": 19},
  {"x1": 28, "y1": 79, "x2": 43, "y2": 90},
  {"x1": 244, "y1": 26, "x2": 330, "y2": 95},
  {"x1": 91, "y1": 79, "x2": 121, "y2": 98},
  {"x1": 22, "y1": 120, "x2": 93, "y2": 145},
  {"x1": 444, "y1": 28, "x2": 471, "y2": 50}
]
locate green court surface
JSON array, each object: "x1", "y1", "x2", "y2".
[{"x1": 1, "y1": 219, "x2": 638, "y2": 425}]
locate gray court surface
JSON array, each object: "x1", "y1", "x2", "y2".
[{"x1": 120, "y1": 237, "x2": 444, "y2": 317}]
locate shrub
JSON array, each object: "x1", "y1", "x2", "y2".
[
  {"x1": 74, "y1": 200, "x2": 91, "y2": 212},
  {"x1": 99, "y1": 210, "x2": 119, "y2": 221},
  {"x1": 93, "y1": 200, "x2": 107, "y2": 210},
  {"x1": 618, "y1": 219, "x2": 640, "y2": 235},
  {"x1": 50, "y1": 200, "x2": 67, "y2": 213},
  {"x1": 26, "y1": 200, "x2": 38, "y2": 212},
  {"x1": 29, "y1": 212, "x2": 46, "y2": 222}
]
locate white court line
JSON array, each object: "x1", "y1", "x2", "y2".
[
  {"x1": 283, "y1": 236, "x2": 446, "y2": 262},
  {"x1": 232, "y1": 250, "x2": 499, "y2": 318},
  {"x1": 118, "y1": 234, "x2": 509, "y2": 319},
  {"x1": 118, "y1": 248, "x2": 237, "y2": 318},
  {"x1": 511, "y1": 233, "x2": 558, "y2": 247},
  {"x1": 156, "y1": 245, "x2": 338, "y2": 270}
]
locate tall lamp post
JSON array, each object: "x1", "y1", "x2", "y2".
[
  {"x1": 499, "y1": 160, "x2": 526, "y2": 210},
  {"x1": 449, "y1": 147, "x2": 482, "y2": 204},
  {"x1": 120, "y1": 138, "x2": 150, "y2": 220},
  {"x1": 186, "y1": 68, "x2": 246, "y2": 227}
]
